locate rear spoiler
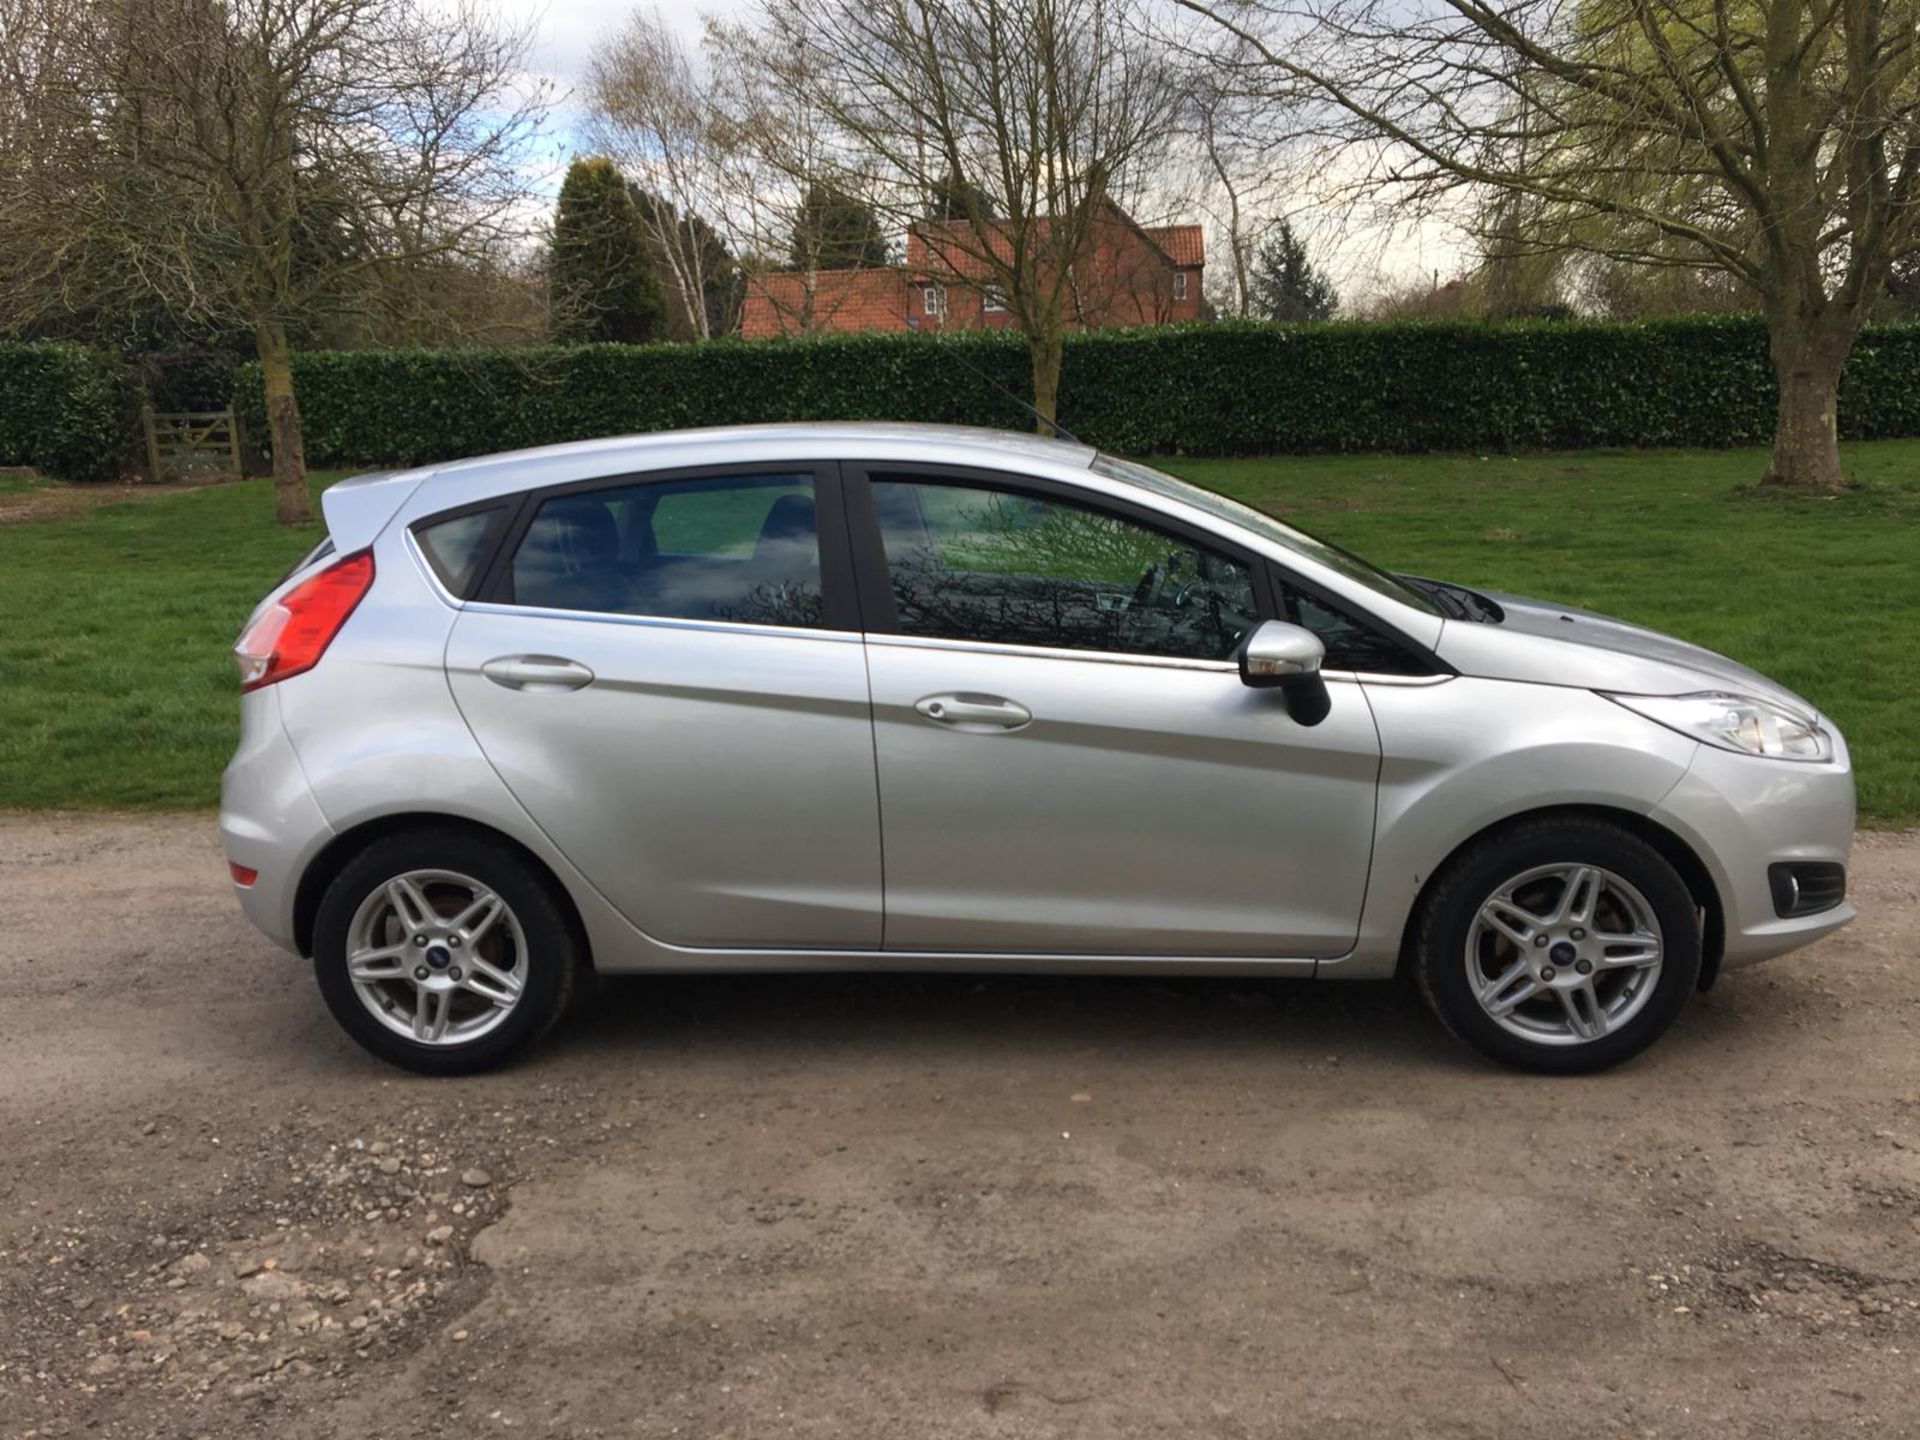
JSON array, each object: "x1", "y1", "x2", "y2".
[{"x1": 319, "y1": 467, "x2": 432, "y2": 554}]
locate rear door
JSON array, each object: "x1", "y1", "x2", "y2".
[
  {"x1": 444, "y1": 463, "x2": 883, "y2": 950},
  {"x1": 846, "y1": 465, "x2": 1383, "y2": 959}
]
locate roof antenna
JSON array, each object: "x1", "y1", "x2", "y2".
[{"x1": 937, "y1": 338, "x2": 1085, "y2": 446}]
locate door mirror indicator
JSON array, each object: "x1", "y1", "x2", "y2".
[{"x1": 1238, "y1": 620, "x2": 1331, "y2": 726}]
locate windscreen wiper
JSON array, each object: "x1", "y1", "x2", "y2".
[{"x1": 1396, "y1": 573, "x2": 1470, "y2": 619}]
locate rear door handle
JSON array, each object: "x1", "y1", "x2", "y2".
[
  {"x1": 481, "y1": 655, "x2": 596, "y2": 692},
  {"x1": 913, "y1": 692, "x2": 1033, "y2": 732}
]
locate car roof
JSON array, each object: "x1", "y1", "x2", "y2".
[
  {"x1": 324, "y1": 423, "x2": 1102, "y2": 555},
  {"x1": 406, "y1": 422, "x2": 1096, "y2": 502}
]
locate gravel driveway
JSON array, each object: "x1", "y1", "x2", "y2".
[{"x1": 3, "y1": 813, "x2": 1917, "y2": 1438}]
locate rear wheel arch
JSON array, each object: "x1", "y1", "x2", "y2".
[
  {"x1": 1397, "y1": 804, "x2": 1725, "y2": 989},
  {"x1": 293, "y1": 813, "x2": 591, "y2": 966}
]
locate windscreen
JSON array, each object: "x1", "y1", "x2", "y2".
[{"x1": 1091, "y1": 455, "x2": 1444, "y2": 618}]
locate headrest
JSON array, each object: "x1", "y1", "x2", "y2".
[
  {"x1": 524, "y1": 497, "x2": 618, "y2": 572},
  {"x1": 754, "y1": 493, "x2": 816, "y2": 559}
]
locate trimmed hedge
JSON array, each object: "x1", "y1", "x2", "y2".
[
  {"x1": 0, "y1": 342, "x2": 140, "y2": 481},
  {"x1": 236, "y1": 314, "x2": 1920, "y2": 469}
]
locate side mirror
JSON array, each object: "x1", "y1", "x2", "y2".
[{"x1": 1238, "y1": 620, "x2": 1331, "y2": 726}]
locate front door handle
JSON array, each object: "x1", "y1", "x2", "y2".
[
  {"x1": 481, "y1": 655, "x2": 596, "y2": 692},
  {"x1": 913, "y1": 692, "x2": 1033, "y2": 732}
]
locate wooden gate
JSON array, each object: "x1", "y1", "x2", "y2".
[{"x1": 142, "y1": 407, "x2": 244, "y2": 482}]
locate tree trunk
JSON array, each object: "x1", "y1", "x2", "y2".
[
  {"x1": 255, "y1": 317, "x2": 313, "y2": 525},
  {"x1": 1761, "y1": 321, "x2": 1854, "y2": 492},
  {"x1": 1027, "y1": 327, "x2": 1064, "y2": 430}
]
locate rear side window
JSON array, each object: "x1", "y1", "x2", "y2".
[
  {"x1": 415, "y1": 508, "x2": 507, "y2": 598},
  {"x1": 507, "y1": 473, "x2": 823, "y2": 627}
]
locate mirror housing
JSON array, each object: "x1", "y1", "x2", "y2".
[{"x1": 1238, "y1": 620, "x2": 1331, "y2": 726}]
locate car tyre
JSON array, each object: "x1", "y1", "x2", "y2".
[
  {"x1": 313, "y1": 828, "x2": 581, "y2": 1075},
  {"x1": 1413, "y1": 816, "x2": 1701, "y2": 1074}
]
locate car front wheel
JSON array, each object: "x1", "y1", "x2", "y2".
[
  {"x1": 312, "y1": 829, "x2": 580, "y2": 1074},
  {"x1": 1413, "y1": 817, "x2": 1702, "y2": 1073}
]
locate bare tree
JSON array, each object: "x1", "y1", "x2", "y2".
[
  {"x1": 1175, "y1": 38, "x2": 1310, "y2": 320},
  {"x1": 1178, "y1": 0, "x2": 1920, "y2": 490},
  {"x1": 0, "y1": 0, "x2": 93, "y2": 162},
  {"x1": 1193, "y1": 83, "x2": 1256, "y2": 316},
  {"x1": 745, "y1": 0, "x2": 1184, "y2": 423},
  {"x1": 691, "y1": 7, "x2": 871, "y2": 337},
  {"x1": 704, "y1": 5, "x2": 898, "y2": 338},
  {"x1": 587, "y1": 9, "x2": 733, "y2": 340},
  {"x1": 333, "y1": 249, "x2": 551, "y2": 348},
  {"x1": 0, "y1": 0, "x2": 118, "y2": 323},
  {"x1": 1469, "y1": 189, "x2": 1572, "y2": 318},
  {"x1": 0, "y1": 0, "x2": 545, "y2": 521}
]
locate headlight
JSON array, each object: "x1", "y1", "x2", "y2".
[{"x1": 1602, "y1": 691, "x2": 1833, "y2": 762}]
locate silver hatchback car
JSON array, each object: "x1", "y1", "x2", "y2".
[{"x1": 221, "y1": 424, "x2": 1854, "y2": 1075}]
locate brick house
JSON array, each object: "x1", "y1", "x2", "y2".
[{"x1": 741, "y1": 202, "x2": 1204, "y2": 338}]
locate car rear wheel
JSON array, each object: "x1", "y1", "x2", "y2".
[
  {"x1": 1413, "y1": 817, "x2": 1701, "y2": 1073},
  {"x1": 312, "y1": 829, "x2": 580, "y2": 1074}
]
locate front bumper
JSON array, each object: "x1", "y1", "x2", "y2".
[{"x1": 1650, "y1": 727, "x2": 1856, "y2": 969}]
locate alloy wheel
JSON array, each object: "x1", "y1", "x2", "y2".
[
  {"x1": 344, "y1": 869, "x2": 528, "y2": 1047},
  {"x1": 1463, "y1": 863, "x2": 1665, "y2": 1047}
]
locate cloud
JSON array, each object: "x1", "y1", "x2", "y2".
[
  {"x1": 496, "y1": 0, "x2": 754, "y2": 194},
  {"x1": 501, "y1": 0, "x2": 749, "y2": 96}
]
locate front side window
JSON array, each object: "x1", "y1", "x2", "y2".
[
  {"x1": 1275, "y1": 577, "x2": 1432, "y2": 675},
  {"x1": 508, "y1": 472, "x2": 823, "y2": 627},
  {"x1": 870, "y1": 478, "x2": 1258, "y2": 661}
]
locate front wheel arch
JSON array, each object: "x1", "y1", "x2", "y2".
[
  {"x1": 1396, "y1": 804, "x2": 1725, "y2": 990},
  {"x1": 294, "y1": 813, "x2": 591, "y2": 969}
]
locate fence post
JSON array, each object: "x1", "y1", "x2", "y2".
[
  {"x1": 140, "y1": 404, "x2": 164, "y2": 483},
  {"x1": 233, "y1": 408, "x2": 267, "y2": 476}
]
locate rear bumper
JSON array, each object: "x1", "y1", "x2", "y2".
[
  {"x1": 219, "y1": 688, "x2": 333, "y2": 955},
  {"x1": 1651, "y1": 729, "x2": 1856, "y2": 969}
]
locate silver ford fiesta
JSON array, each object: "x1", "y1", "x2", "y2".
[{"x1": 221, "y1": 424, "x2": 1855, "y2": 1074}]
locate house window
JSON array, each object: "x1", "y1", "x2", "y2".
[
  {"x1": 982, "y1": 285, "x2": 1008, "y2": 313},
  {"x1": 1173, "y1": 271, "x2": 1189, "y2": 301},
  {"x1": 922, "y1": 285, "x2": 947, "y2": 317}
]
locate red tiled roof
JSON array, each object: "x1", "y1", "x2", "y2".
[
  {"x1": 740, "y1": 268, "x2": 910, "y2": 338},
  {"x1": 905, "y1": 224, "x2": 1006, "y2": 279},
  {"x1": 1148, "y1": 224, "x2": 1204, "y2": 268},
  {"x1": 906, "y1": 208, "x2": 1205, "y2": 277}
]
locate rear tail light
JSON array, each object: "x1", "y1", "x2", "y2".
[
  {"x1": 235, "y1": 549, "x2": 374, "y2": 691},
  {"x1": 229, "y1": 861, "x2": 258, "y2": 887}
]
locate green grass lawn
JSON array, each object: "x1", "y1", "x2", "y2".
[
  {"x1": 1, "y1": 474, "x2": 335, "y2": 809},
  {"x1": 2, "y1": 443, "x2": 1916, "y2": 822}
]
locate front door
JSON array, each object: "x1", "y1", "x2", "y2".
[
  {"x1": 849, "y1": 469, "x2": 1381, "y2": 958},
  {"x1": 446, "y1": 465, "x2": 882, "y2": 950}
]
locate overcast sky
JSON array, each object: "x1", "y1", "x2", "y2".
[
  {"x1": 502, "y1": 0, "x2": 1465, "y2": 302},
  {"x1": 512, "y1": 0, "x2": 739, "y2": 119}
]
